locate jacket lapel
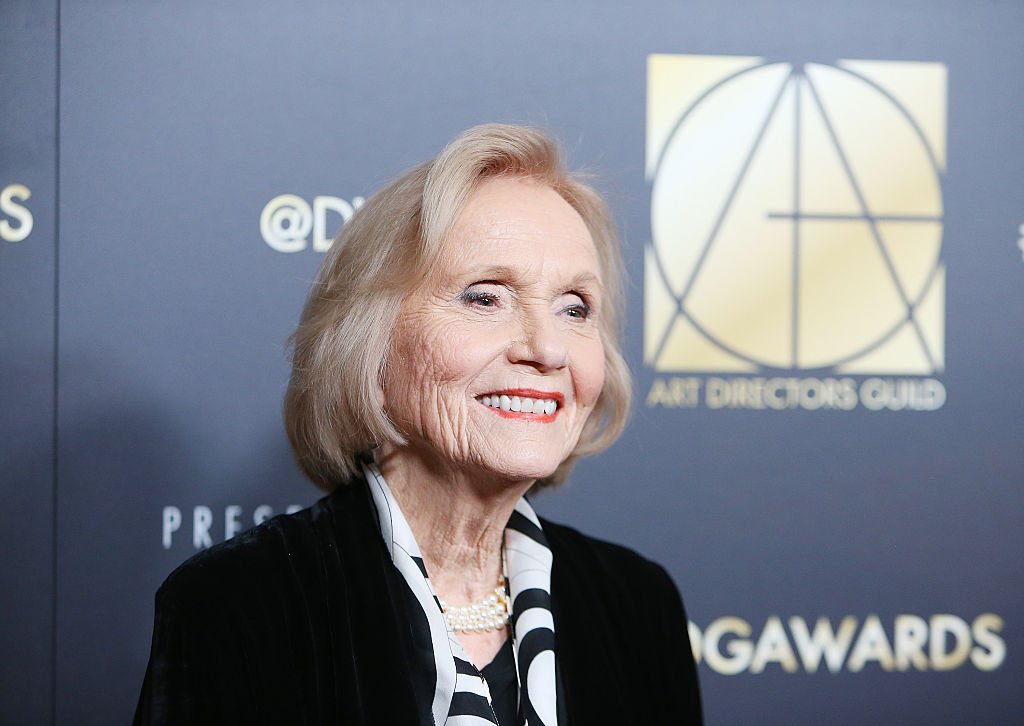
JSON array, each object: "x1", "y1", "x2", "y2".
[
  {"x1": 320, "y1": 481, "x2": 434, "y2": 725},
  {"x1": 547, "y1": 519, "x2": 632, "y2": 724}
]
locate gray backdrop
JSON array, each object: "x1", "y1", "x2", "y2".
[{"x1": 2, "y1": 0, "x2": 1022, "y2": 723}]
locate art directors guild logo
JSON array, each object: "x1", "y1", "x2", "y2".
[{"x1": 645, "y1": 55, "x2": 947, "y2": 412}]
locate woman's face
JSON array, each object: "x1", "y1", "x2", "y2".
[{"x1": 384, "y1": 176, "x2": 606, "y2": 484}]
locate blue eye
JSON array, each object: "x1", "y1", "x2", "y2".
[
  {"x1": 562, "y1": 292, "x2": 592, "y2": 320},
  {"x1": 459, "y1": 288, "x2": 500, "y2": 307},
  {"x1": 565, "y1": 302, "x2": 591, "y2": 319}
]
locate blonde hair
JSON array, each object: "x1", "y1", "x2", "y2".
[{"x1": 284, "y1": 123, "x2": 631, "y2": 490}]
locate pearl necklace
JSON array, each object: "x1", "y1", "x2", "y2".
[{"x1": 438, "y1": 576, "x2": 510, "y2": 633}]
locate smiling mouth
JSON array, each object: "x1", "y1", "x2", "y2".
[{"x1": 476, "y1": 389, "x2": 563, "y2": 421}]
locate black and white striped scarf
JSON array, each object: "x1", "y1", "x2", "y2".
[{"x1": 364, "y1": 462, "x2": 559, "y2": 726}]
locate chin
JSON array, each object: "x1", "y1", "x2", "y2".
[{"x1": 480, "y1": 452, "x2": 564, "y2": 484}]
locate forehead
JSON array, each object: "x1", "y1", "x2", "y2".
[{"x1": 436, "y1": 176, "x2": 601, "y2": 284}]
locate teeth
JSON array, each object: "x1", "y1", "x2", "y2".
[{"x1": 479, "y1": 394, "x2": 558, "y2": 415}]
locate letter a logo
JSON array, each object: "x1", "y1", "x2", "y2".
[{"x1": 646, "y1": 55, "x2": 946, "y2": 374}]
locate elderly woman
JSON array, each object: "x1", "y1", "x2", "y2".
[{"x1": 135, "y1": 124, "x2": 702, "y2": 725}]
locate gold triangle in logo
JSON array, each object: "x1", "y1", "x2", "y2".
[
  {"x1": 876, "y1": 220, "x2": 943, "y2": 308},
  {"x1": 838, "y1": 60, "x2": 947, "y2": 172},
  {"x1": 915, "y1": 264, "x2": 945, "y2": 372},
  {"x1": 835, "y1": 320, "x2": 931, "y2": 374},
  {"x1": 656, "y1": 314, "x2": 758, "y2": 373}
]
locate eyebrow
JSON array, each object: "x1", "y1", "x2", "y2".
[{"x1": 459, "y1": 265, "x2": 603, "y2": 290}]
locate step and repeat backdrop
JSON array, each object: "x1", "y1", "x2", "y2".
[{"x1": 3, "y1": 1, "x2": 1022, "y2": 723}]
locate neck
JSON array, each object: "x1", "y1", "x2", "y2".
[{"x1": 376, "y1": 446, "x2": 533, "y2": 604}]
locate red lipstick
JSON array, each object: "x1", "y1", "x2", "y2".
[{"x1": 477, "y1": 388, "x2": 564, "y2": 422}]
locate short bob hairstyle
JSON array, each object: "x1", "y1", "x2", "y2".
[{"x1": 285, "y1": 123, "x2": 631, "y2": 491}]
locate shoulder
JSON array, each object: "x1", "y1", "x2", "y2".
[
  {"x1": 541, "y1": 517, "x2": 704, "y2": 722},
  {"x1": 154, "y1": 483, "x2": 363, "y2": 611},
  {"x1": 540, "y1": 516, "x2": 681, "y2": 604}
]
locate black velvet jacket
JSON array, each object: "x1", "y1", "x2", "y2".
[{"x1": 134, "y1": 480, "x2": 703, "y2": 725}]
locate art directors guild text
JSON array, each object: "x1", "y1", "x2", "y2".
[{"x1": 646, "y1": 376, "x2": 946, "y2": 412}]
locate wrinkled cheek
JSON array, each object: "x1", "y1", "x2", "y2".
[
  {"x1": 428, "y1": 391, "x2": 468, "y2": 451},
  {"x1": 384, "y1": 329, "x2": 439, "y2": 416},
  {"x1": 381, "y1": 371, "x2": 432, "y2": 437},
  {"x1": 574, "y1": 342, "x2": 607, "y2": 410},
  {"x1": 387, "y1": 376, "x2": 445, "y2": 433},
  {"x1": 389, "y1": 370, "x2": 469, "y2": 453}
]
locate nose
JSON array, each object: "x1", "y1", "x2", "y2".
[{"x1": 507, "y1": 308, "x2": 569, "y2": 372}]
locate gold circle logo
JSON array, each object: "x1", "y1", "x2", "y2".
[{"x1": 646, "y1": 56, "x2": 946, "y2": 374}]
